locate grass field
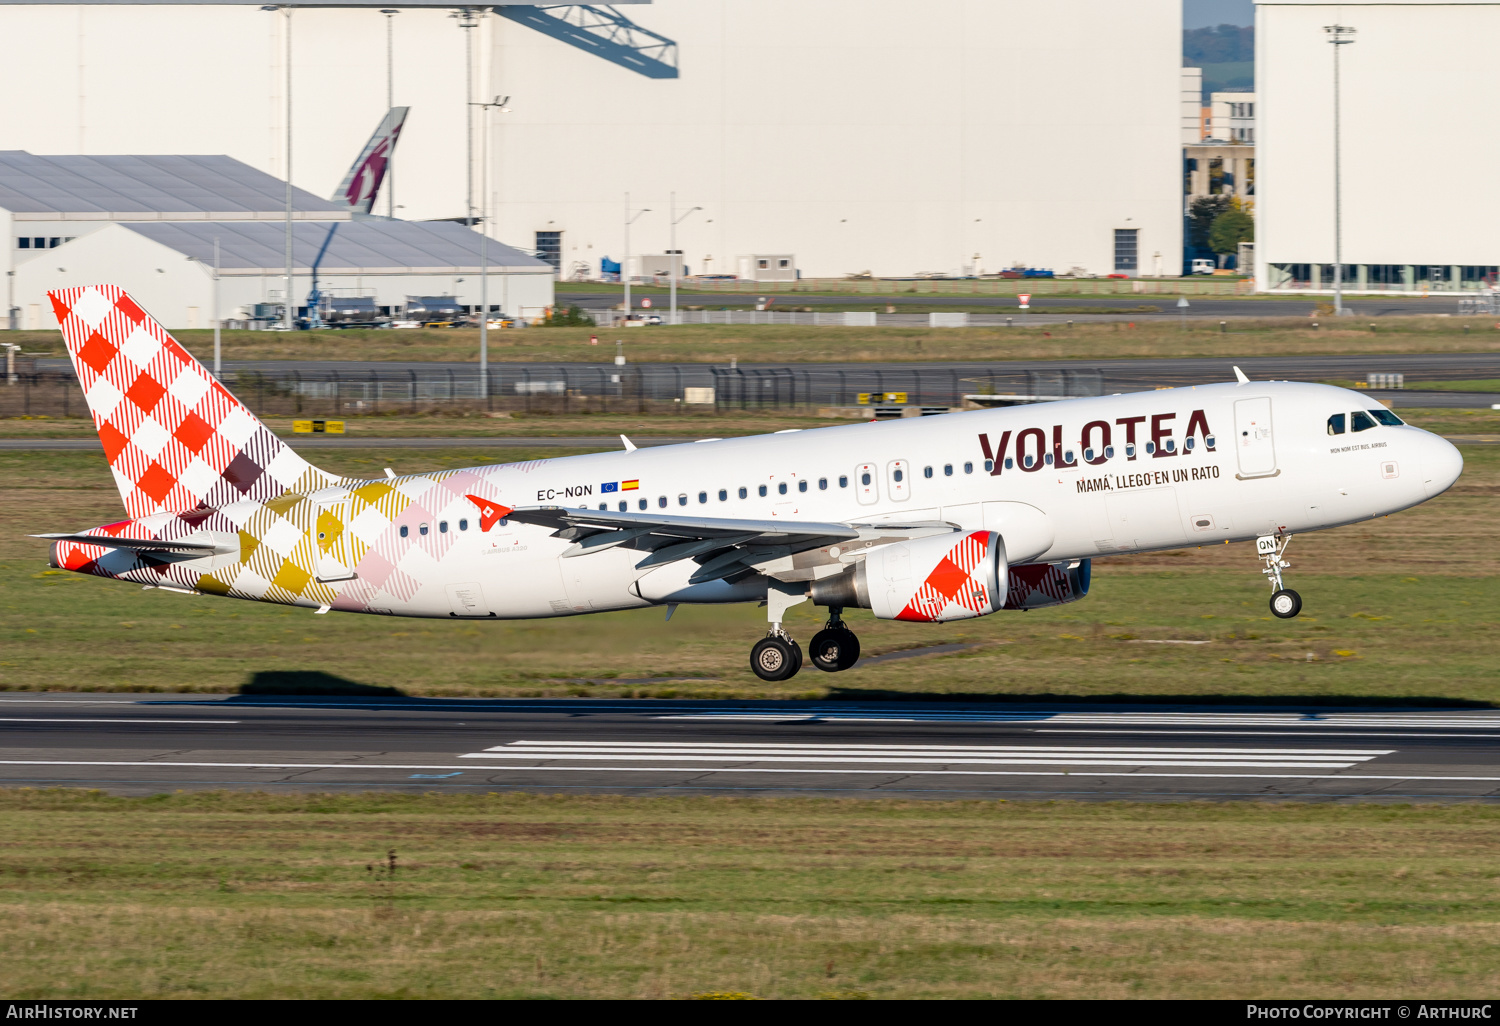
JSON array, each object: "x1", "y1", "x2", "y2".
[
  {"x1": 6, "y1": 316, "x2": 1500, "y2": 365},
  {"x1": 5, "y1": 791, "x2": 1500, "y2": 998},
  {"x1": 3, "y1": 433, "x2": 1497, "y2": 702}
]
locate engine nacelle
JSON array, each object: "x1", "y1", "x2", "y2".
[
  {"x1": 811, "y1": 530, "x2": 1006, "y2": 622},
  {"x1": 1003, "y1": 559, "x2": 1091, "y2": 610}
]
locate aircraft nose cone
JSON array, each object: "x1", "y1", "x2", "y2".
[{"x1": 1420, "y1": 432, "x2": 1464, "y2": 499}]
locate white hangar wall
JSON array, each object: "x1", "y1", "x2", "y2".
[
  {"x1": 1255, "y1": 0, "x2": 1500, "y2": 292},
  {"x1": 0, "y1": 1, "x2": 1182, "y2": 281},
  {"x1": 0, "y1": 5, "x2": 483, "y2": 224},
  {"x1": 488, "y1": 0, "x2": 1183, "y2": 280}
]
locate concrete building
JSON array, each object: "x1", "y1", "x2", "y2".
[
  {"x1": 0, "y1": 0, "x2": 1183, "y2": 281},
  {"x1": 1, "y1": 151, "x2": 552, "y2": 329},
  {"x1": 1208, "y1": 92, "x2": 1256, "y2": 143},
  {"x1": 1185, "y1": 143, "x2": 1254, "y2": 203},
  {"x1": 491, "y1": 0, "x2": 1183, "y2": 279},
  {"x1": 1255, "y1": 0, "x2": 1500, "y2": 292},
  {"x1": 1182, "y1": 68, "x2": 1206, "y2": 143}
]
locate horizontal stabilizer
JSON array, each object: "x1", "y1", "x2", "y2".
[{"x1": 32, "y1": 533, "x2": 224, "y2": 555}]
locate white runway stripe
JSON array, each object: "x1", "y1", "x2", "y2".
[
  {"x1": 656, "y1": 712, "x2": 1500, "y2": 728},
  {"x1": 1, "y1": 760, "x2": 1497, "y2": 784},
  {"x1": 458, "y1": 741, "x2": 1390, "y2": 770},
  {"x1": 1042, "y1": 729, "x2": 1500, "y2": 739},
  {"x1": 501, "y1": 741, "x2": 1390, "y2": 755}
]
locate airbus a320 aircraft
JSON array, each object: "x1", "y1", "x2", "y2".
[{"x1": 37, "y1": 286, "x2": 1463, "y2": 681}]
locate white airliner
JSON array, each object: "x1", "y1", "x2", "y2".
[{"x1": 39, "y1": 286, "x2": 1463, "y2": 681}]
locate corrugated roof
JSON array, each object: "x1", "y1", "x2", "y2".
[
  {"x1": 0, "y1": 151, "x2": 344, "y2": 216},
  {"x1": 122, "y1": 219, "x2": 550, "y2": 272}
]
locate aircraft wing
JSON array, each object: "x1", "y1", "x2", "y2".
[{"x1": 503, "y1": 506, "x2": 955, "y2": 584}]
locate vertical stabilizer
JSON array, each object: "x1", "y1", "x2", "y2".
[
  {"x1": 49, "y1": 285, "x2": 337, "y2": 518},
  {"x1": 331, "y1": 106, "x2": 409, "y2": 216}
]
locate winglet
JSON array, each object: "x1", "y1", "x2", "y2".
[
  {"x1": 620, "y1": 434, "x2": 637, "y2": 452},
  {"x1": 1233, "y1": 366, "x2": 1250, "y2": 384}
]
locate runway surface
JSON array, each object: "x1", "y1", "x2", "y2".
[{"x1": 7, "y1": 693, "x2": 1500, "y2": 802}]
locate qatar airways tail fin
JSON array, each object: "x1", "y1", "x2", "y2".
[
  {"x1": 331, "y1": 106, "x2": 409, "y2": 216},
  {"x1": 48, "y1": 285, "x2": 337, "y2": 518}
]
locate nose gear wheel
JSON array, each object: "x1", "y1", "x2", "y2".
[{"x1": 1256, "y1": 533, "x2": 1302, "y2": 618}]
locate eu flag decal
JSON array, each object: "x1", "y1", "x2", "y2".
[{"x1": 601, "y1": 482, "x2": 619, "y2": 494}]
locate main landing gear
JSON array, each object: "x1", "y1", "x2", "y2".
[
  {"x1": 749, "y1": 586, "x2": 862, "y2": 682},
  {"x1": 1257, "y1": 533, "x2": 1302, "y2": 619},
  {"x1": 809, "y1": 610, "x2": 861, "y2": 673}
]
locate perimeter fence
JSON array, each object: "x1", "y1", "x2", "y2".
[{"x1": 0, "y1": 364, "x2": 1113, "y2": 420}]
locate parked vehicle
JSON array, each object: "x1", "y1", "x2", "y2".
[
  {"x1": 1191, "y1": 258, "x2": 1217, "y2": 275},
  {"x1": 322, "y1": 296, "x2": 388, "y2": 329},
  {"x1": 403, "y1": 296, "x2": 468, "y2": 327}
]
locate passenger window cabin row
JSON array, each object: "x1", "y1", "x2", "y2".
[{"x1": 586, "y1": 435, "x2": 1222, "y2": 513}]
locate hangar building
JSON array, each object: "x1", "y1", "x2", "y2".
[
  {"x1": 1, "y1": 151, "x2": 552, "y2": 329},
  {"x1": 1254, "y1": 0, "x2": 1500, "y2": 293},
  {"x1": 0, "y1": 0, "x2": 1184, "y2": 281}
]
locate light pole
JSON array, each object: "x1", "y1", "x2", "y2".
[
  {"x1": 471, "y1": 94, "x2": 510, "y2": 399},
  {"x1": 382, "y1": 9, "x2": 398, "y2": 220},
  {"x1": 212, "y1": 237, "x2": 221, "y2": 379},
  {"x1": 668, "y1": 192, "x2": 701, "y2": 326},
  {"x1": 1325, "y1": 23, "x2": 1356, "y2": 316},
  {"x1": 623, "y1": 193, "x2": 650, "y2": 320},
  {"x1": 269, "y1": 5, "x2": 294, "y2": 330},
  {"x1": 456, "y1": 8, "x2": 479, "y2": 232}
]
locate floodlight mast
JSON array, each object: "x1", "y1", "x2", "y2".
[
  {"x1": 668, "y1": 193, "x2": 702, "y2": 325},
  {"x1": 281, "y1": 5, "x2": 293, "y2": 330},
  {"x1": 471, "y1": 93, "x2": 512, "y2": 400},
  {"x1": 623, "y1": 194, "x2": 651, "y2": 319},
  {"x1": 382, "y1": 9, "x2": 399, "y2": 220},
  {"x1": 1325, "y1": 23, "x2": 1356, "y2": 316}
]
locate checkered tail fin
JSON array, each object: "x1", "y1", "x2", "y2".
[{"x1": 49, "y1": 285, "x2": 338, "y2": 519}]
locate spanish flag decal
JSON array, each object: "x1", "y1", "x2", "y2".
[{"x1": 621, "y1": 480, "x2": 639, "y2": 491}]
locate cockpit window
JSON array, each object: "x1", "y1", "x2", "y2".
[
  {"x1": 1369, "y1": 408, "x2": 1404, "y2": 426},
  {"x1": 1327, "y1": 413, "x2": 1346, "y2": 436},
  {"x1": 1350, "y1": 410, "x2": 1377, "y2": 432}
]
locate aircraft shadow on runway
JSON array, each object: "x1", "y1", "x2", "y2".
[{"x1": 239, "y1": 670, "x2": 406, "y2": 698}]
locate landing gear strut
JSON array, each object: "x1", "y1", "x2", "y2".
[
  {"x1": 808, "y1": 607, "x2": 861, "y2": 672},
  {"x1": 1257, "y1": 533, "x2": 1302, "y2": 619},
  {"x1": 750, "y1": 581, "x2": 810, "y2": 682}
]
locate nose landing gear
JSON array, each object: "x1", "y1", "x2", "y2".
[{"x1": 1257, "y1": 534, "x2": 1302, "y2": 618}]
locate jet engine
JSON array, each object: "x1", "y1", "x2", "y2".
[
  {"x1": 809, "y1": 531, "x2": 1092, "y2": 621},
  {"x1": 810, "y1": 530, "x2": 1006, "y2": 622},
  {"x1": 1002, "y1": 559, "x2": 1091, "y2": 610}
]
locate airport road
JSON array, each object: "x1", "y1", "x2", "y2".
[{"x1": 6, "y1": 693, "x2": 1500, "y2": 802}]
